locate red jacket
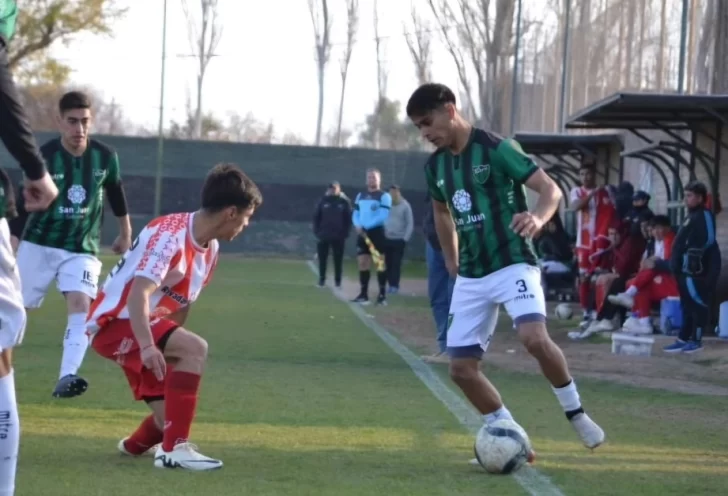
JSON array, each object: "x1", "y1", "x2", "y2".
[{"x1": 613, "y1": 232, "x2": 647, "y2": 278}]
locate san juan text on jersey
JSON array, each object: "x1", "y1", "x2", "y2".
[
  {"x1": 22, "y1": 138, "x2": 122, "y2": 255},
  {"x1": 425, "y1": 129, "x2": 539, "y2": 278}
]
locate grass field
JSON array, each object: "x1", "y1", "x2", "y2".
[{"x1": 14, "y1": 256, "x2": 728, "y2": 495}]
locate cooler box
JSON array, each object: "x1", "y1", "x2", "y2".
[{"x1": 659, "y1": 297, "x2": 682, "y2": 336}]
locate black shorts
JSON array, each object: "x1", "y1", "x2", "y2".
[{"x1": 356, "y1": 226, "x2": 387, "y2": 255}]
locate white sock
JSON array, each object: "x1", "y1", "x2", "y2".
[
  {"x1": 60, "y1": 312, "x2": 89, "y2": 379},
  {"x1": 483, "y1": 405, "x2": 513, "y2": 425},
  {"x1": 625, "y1": 286, "x2": 638, "y2": 297},
  {"x1": 552, "y1": 380, "x2": 582, "y2": 413},
  {"x1": 638, "y1": 317, "x2": 651, "y2": 325},
  {"x1": 0, "y1": 371, "x2": 19, "y2": 496}
]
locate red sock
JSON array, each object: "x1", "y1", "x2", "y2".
[
  {"x1": 162, "y1": 371, "x2": 201, "y2": 451},
  {"x1": 579, "y1": 280, "x2": 591, "y2": 311},
  {"x1": 125, "y1": 415, "x2": 163, "y2": 455}
]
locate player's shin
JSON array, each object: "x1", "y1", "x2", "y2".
[
  {"x1": 60, "y1": 312, "x2": 90, "y2": 378},
  {"x1": 0, "y1": 370, "x2": 19, "y2": 496},
  {"x1": 125, "y1": 414, "x2": 163, "y2": 455},
  {"x1": 162, "y1": 371, "x2": 201, "y2": 452},
  {"x1": 449, "y1": 358, "x2": 504, "y2": 418}
]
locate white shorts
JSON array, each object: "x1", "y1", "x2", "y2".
[
  {"x1": 0, "y1": 219, "x2": 26, "y2": 352},
  {"x1": 539, "y1": 260, "x2": 571, "y2": 274},
  {"x1": 16, "y1": 241, "x2": 102, "y2": 308},
  {"x1": 447, "y1": 263, "x2": 546, "y2": 358}
]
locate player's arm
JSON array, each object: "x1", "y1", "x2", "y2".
[
  {"x1": 0, "y1": 46, "x2": 47, "y2": 181},
  {"x1": 127, "y1": 276, "x2": 161, "y2": 349},
  {"x1": 425, "y1": 161, "x2": 458, "y2": 272},
  {"x1": 352, "y1": 193, "x2": 362, "y2": 231},
  {"x1": 496, "y1": 138, "x2": 562, "y2": 229},
  {"x1": 568, "y1": 187, "x2": 595, "y2": 212},
  {"x1": 104, "y1": 152, "x2": 132, "y2": 241}
]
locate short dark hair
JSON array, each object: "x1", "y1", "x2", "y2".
[
  {"x1": 59, "y1": 91, "x2": 92, "y2": 114},
  {"x1": 651, "y1": 215, "x2": 671, "y2": 228},
  {"x1": 684, "y1": 180, "x2": 708, "y2": 200},
  {"x1": 201, "y1": 163, "x2": 263, "y2": 213},
  {"x1": 406, "y1": 83, "x2": 456, "y2": 117}
]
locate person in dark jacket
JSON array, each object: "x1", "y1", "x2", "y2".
[
  {"x1": 421, "y1": 193, "x2": 455, "y2": 363},
  {"x1": 625, "y1": 190, "x2": 654, "y2": 236},
  {"x1": 664, "y1": 181, "x2": 721, "y2": 354},
  {"x1": 313, "y1": 181, "x2": 352, "y2": 288}
]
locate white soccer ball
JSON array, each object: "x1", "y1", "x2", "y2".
[
  {"x1": 473, "y1": 419, "x2": 532, "y2": 475},
  {"x1": 554, "y1": 303, "x2": 574, "y2": 320}
]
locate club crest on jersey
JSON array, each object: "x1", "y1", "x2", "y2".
[
  {"x1": 473, "y1": 163, "x2": 490, "y2": 184},
  {"x1": 67, "y1": 185, "x2": 86, "y2": 205}
]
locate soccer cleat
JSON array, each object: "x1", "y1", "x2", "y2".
[
  {"x1": 587, "y1": 319, "x2": 615, "y2": 333},
  {"x1": 118, "y1": 437, "x2": 158, "y2": 457},
  {"x1": 52, "y1": 374, "x2": 88, "y2": 398},
  {"x1": 316, "y1": 281, "x2": 325, "y2": 288},
  {"x1": 681, "y1": 341, "x2": 703, "y2": 354},
  {"x1": 663, "y1": 339, "x2": 687, "y2": 353},
  {"x1": 608, "y1": 292, "x2": 634, "y2": 309},
  {"x1": 569, "y1": 413, "x2": 605, "y2": 450},
  {"x1": 422, "y1": 351, "x2": 449, "y2": 364},
  {"x1": 154, "y1": 443, "x2": 223, "y2": 471},
  {"x1": 621, "y1": 317, "x2": 652, "y2": 335},
  {"x1": 376, "y1": 294, "x2": 387, "y2": 306},
  {"x1": 351, "y1": 294, "x2": 369, "y2": 305}
]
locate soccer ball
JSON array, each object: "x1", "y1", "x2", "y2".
[
  {"x1": 554, "y1": 303, "x2": 574, "y2": 320},
  {"x1": 473, "y1": 419, "x2": 532, "y2": 474}
]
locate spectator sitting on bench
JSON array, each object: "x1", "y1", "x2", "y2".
[
  {"x1": 608, "y1": 215, "x2": 677, "y2": 335},
  {"x1": 585, "y1": 217, "x2": 650, "y2": 335},
  {"x1": 537, "y1": 214, "x2": 574, "y2": 275}
]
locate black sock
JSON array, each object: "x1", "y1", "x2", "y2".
[
  {"x1": 377, "y1": 271, "x2": 387, "y2": 295},
  {"x1": 565, "y1": 406, "x2": 584, "y2": 420},
  {"x1": 359, "y1": 270, "x2": 370, "y2": 295}
]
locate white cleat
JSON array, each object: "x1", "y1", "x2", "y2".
[
  {"x1": 570, "y1": 413, "x2": 605, "y2": 450},
  {"x1": 118, "y1": 437, "x2": 158, "y2": 457},
  {"x1": 153, "y1": 442, "x2": 223, "y2": 471},
  {"x1": 608, "y1": 293, "x2": 634, "y2": 309}
]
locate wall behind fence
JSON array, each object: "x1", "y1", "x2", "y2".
[{"x1": 0, "y1": 133, "x2": 432, "y2": 259}]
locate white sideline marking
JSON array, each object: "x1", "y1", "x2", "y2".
[{"x1": 305, "y1": 261, "x2": 565, "y2": 496}]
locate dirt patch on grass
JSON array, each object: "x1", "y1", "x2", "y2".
[{"x1": 338, "y1": 276, "x2": 728, "y2": 397}]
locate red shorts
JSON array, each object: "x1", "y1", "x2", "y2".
[
  {"x1": 91, "y1": 318, "x2": 179, "y2": 401},
  {"x1": 577, "y1": 236, "x2": 613, "y2": 275}
]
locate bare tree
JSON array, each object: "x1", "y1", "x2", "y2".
[
  {"x1": 336, "y1": 0, "x2": 358, "y2": 147},
  {"x1": 428, "y1": 0, "x2": 517, "y2": 132},
  {"x1": 403, "y1": 5, "x2": 433, "y2": 85},
  {"x1": 182, "y1": 0, "x2": 223, "y2": 139},
  {"x1": 373, "y1": 0, "x2": 388, "y2": 103},
  {"x1": 309, "y1": 0, "x2": 332, "y2": 146},
  {"x1": 696, "y1": 0, "x2": 715, "y2": 93},
  {"x1": 656, "y1": 0, "x2": 668, "y2": 90},
  {"x1": 713, "y1": 0, "x2": 728, "y2": 93}
]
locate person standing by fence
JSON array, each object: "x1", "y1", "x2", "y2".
[
  {"x1": 384, "y1": 185, "x2": 413, "y2": 294},
  {"x1": 313, "y1": 181, "x2": 351, "y2": 289}
]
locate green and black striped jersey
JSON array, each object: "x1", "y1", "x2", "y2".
[
  {"x1": 425, "y1": 129, "x2": 539, "y2": 278},
  {"x1": 22, "y1": 138, "x2": 122, "y2": 255}
]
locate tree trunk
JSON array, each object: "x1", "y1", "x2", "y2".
[
  {"x1": 696, "y1": 1, "x2": 715, "y2": 93},
  {"x1": 637, "y1": 0, "x2": 646, "y2": 90},
  {"x1": 713, "y1": 0, "x2": 728, "y2": 93},
  {"x1": 315, "y1": 64, "x2": 325, "y2": 145},
  {"x1": 624, "y1": 0, "x2": 636, "y2": 89},
  {"x1": 335, "y1": 73, "x2": 348, "y2": 146},
  {"x1": 656, "y1": 0, "x2": 668, "y2": 91}
]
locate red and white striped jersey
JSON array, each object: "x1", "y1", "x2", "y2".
[
  {"x1": 569, "y1": 186, "x2": 615, "y2": 250},
  {"x1": 86, "y1": 212, "x2": 219, "y2": 337}
]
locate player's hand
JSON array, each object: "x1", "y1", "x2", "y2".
[
  {"x1": 445, "y1": 258, "x2": 459, "y2": 279},
  {"x1": 140, "y1": 345, "x2": 166, "y2": 381},
  {"x1": 510, "y1": 212, "x2": 544, "y2": 238},
  {"x1": 112, "y1": 235, "x2": 132, "y2": 254},
  {"x1": 23, "y1": 172, "x2": 59, "y2": 212}
]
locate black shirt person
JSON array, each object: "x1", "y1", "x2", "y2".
[
  {"x1": 664, "y1": 181, "x2": 721, "y2": 353},
  {"x1": 313, "y1": 181, "x2": 352, "y2": 288}
]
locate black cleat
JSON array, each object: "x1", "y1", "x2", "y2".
[
  {"x1": 376, "y1": 294, "x2": 387, "y2": 306},
  {"x1": 351, "y1": 294, "x2": 369, "y2": 305},
  {"x1": 52, "y1": 374, "x2": 88, "y2": 398}
]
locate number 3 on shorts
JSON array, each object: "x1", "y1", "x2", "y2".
[{"x1": 515, "y1": 279, "x2": 527, "y2": 293}]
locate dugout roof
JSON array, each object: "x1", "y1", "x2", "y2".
[
  {"x1": 565, "y1": 92, "x2": 728, "y2": 210},
  {"x1": 514, "y1": 132, "x2": 625, "y2": 202}
]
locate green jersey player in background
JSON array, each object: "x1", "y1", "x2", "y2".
[
  {"x1": 11, "y1": 91, "x2": 132, "y2": 399},
  {"x1": 406, "y1": 83, "x2": 604, "y2": 465}
]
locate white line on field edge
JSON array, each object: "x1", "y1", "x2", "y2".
[{"x1": 305, "y1": 261, "x2": 565, "y2": 496}]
